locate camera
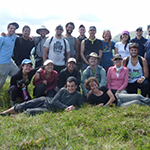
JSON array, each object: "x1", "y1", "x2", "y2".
[{"x1": 17, "y1": 79, "x2": 25, "y2": 88}]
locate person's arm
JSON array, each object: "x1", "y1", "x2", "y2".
[
  {"x1": 137, "y1": 58, "x2": 149, "y2": 83},
  {"x1": 106, "y1": 68, "x2": 111, "y2": 90},
  {"x1": 80, "y1": 40, "x2": 89, "y2": 65},
  {"x1": 105, "y1": 90, "x2": 115, "y2": 105},
  {"x1": 115, "y1": 47, "x2": 118, "y2": 54},
  {"x1": 43, "y1": 47, "x2": 49, "y2": 63},
  {"x1": 75, "y1": 38, "x2": 79, "y2": 61},
  {"x1": 122, "y1": 58, "x2": 127, "y2": 67},
  {"x1": 99, "y1": 68, "x2": 107, "y2": 87}
]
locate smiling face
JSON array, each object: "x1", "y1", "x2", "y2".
[
  {"x1": 89, "y1": 29, "x2": 96, "y2": 37},
  {"x1": 7, "y1": 25, "x2": 16, "y2": 36},
  {"x1": 121, "y1": 33, "x2": 129, "y2": 42},
  {"x1": 129, "y1": 48, "x2": 138, "y2": 57},
  {"x1": 103, "y1": 30, "x2": 111, "y2": 41},
  {"x1": 90, "y1": 81, "x2": 99, "y2": 92},
  {"x1": 114, "y1": 58, "x2": 122, "y2": 67},
  {"x1": 136, "y1": 29, "x2": 143, "y2": 37},
  {"x1": 44, "y1": 63, "x2": 53, "y2": 73},
  {"x1": 56, "y1": 27, "x2": 63, "y2": 36},
  {"x1": 66, "y1": 24, "x2": 74, "y2": 35},
  {"x1": 22, "y1": 27, "x2": 30, "y2": 38},
  {"x1": 67, "y1": 81, "x2": 77, "y2": 94},
  {"x1": 67, "y1": 62, "x2": 76, "y2": 72},
  {"x1": 39, "y1": 29, "x2": 48, "y2": 38},
  {"x1": 88, "y1": 56, "x2": 98, "y2": 66},
  {"x1": 79, "y1": 27, "x2": 86, "y2": 37},
  {"x1": 22, "y1": 63, "x2": 32, "y2": 74}
]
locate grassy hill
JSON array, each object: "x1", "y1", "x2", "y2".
[
  {"x1": 1, "y1": 80, "x2": 150, "y2": 149},
  {"x1": 112, "y1": 31, "x2": 148, "y2": 43}
]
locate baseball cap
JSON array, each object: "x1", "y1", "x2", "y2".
[
  {"x1": 56, "y1": 24, "x2": 64, "y2": 30},
  {"x1": 43, "y1": 59, "x2": 54, "y2": 66},
  {"x1": 21, "y1": 59, "x2": 33, "y2": 65},
  {"x1": 122, "y1": 30, "x2": 129, "y2": 35},
  {"x1": 67, "y1": 58, "x2": 77, "y2": 64},
  {"x1": 136, "y1": 27, "x2": 143, "y2": 31},
  {"x1": 89, "y1": 26, "x2": 96, "y2": 31}
]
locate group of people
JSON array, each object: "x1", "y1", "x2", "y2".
[{"x1": 0, "y1": 21, "x2": 150, "y2": 116}]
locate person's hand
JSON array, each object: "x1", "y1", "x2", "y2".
[
  {"x1": 95, "y1": 103, "x2": 104, "y2": 107},
  {"x1": 115, "y1": 90, "x2": 120, "y2": 94},
  {"x1": 65, "y1": 105, "x2": 76, "y2": 111},
  {"x1": 1, "y1": 32, "x2": 6, "y2": 37},
  {"x1": 43, "y1": 80, "x2": 47, "y2": 85},
  {"x1": 137, "y1": 78, "x2": 144, "y2": 84}
]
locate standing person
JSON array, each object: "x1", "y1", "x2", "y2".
[
  {"x1": 64, "y1": 22, "x2": 79, "y2": 61},
  {"x1": 0, "y1": 77, "x2": 83, "y2": 116},
  {"x1": 146, "y1": 25, "x2": 150, "y2": 39},
  {"x1": 123, "y1": 43, "x2": 149, "y2": 97},
  {"x1": 101, "y1": 30, "x2": 115, "y2": 72},
  {"x1": 0, "y1": 22, "x2": 19, "y2": 90},
  {"x1": 80, "y1": 26, "x2": 103, "y2": 71},
  {"x1": 115, "y1": 30, "x2": 131, "y2": 59},
  {"x1": 58, "y1": 58, "x2": 81, "y2": 91},
  {"x1": 43, "y1": 25, "x2": 70, "y2": 73},
  {"x1": 13, "y1": 25, "x2": 35, "y2": 66},
  {"x1": 33, "y1": 59, "x2": 58, "y2": 98},
  {"x1": 130, "y1": 27, "x2": 147, "y2": 57},
  {"x1": 81, "y1": 52, "x2": 107, "y2": 101},
  {"x1": 33, "y1": 25, "x2": 49, "y2": 67},
  {"x1": 77, "y1": 24, "x2": 87, "y2": 70},
  {"x1": 9, "y1": 59, "x2": 39, "y2": 106},
  {"x1": 107, "y1": 54, "x2": 128, "y2": 95}
]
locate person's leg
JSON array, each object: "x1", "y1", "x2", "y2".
[
  {"x1": 0, "y1": 63, "x2": 9, "y2": 90},
  {"x1": 24, "y1": 108, "x2": 48, "y2": 116},
  {"x1": 34, "y1": 83, "x2": 46, "y2": 98},
  {"x1": 9, "y1": 61, "x2": 19, "y2": 76},
  {"x1": 126, "y1": 82, "x2": 138, "y2": 94},
  {"x1": 138, "y1": 79, "x2": 149, "y2": 97},
  {"x1": 46, "y1": 89, "x2": 56, "y2": 98}
]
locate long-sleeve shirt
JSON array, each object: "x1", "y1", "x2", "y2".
[
  {"x1": 33, "y1": 70, "x2": 58, "y2": 92},
  {"x1": 81, "y1": 65, "x2": 107, "y2": 96},
  {"x1": 107, "y1": 66, "x2": 128, "y2": 91}
]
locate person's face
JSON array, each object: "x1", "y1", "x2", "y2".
[
  {"x1": 148, "y1": 28, "x2": 150, "y2": 36},
  {"x1": 103, "y1": 31, "x2": 111, "y2": 40},
  {"x1": 39, "y1": 29, "x2": 47, "y2": 38},
  {"x1": 90, "y1": 81, "x2": 98, "y2": 91},
  {"x1": 121, "y1": 33, "x2": 128, "y2": 41},
  {"x1": 56, "y1": 27, "x2": 63, "y2": 36},
  {"x1": 67, "y1": 81, "x2": 77, "y2": 94},
  {"x1": 44, "y1": 63, "x2": 53, "y2": 73},
  {"x1": 66, "y1": 24, "x2": 74, "y2": 35},
  {"x1": 129, "y1": 48, "x2": 138, "y2": 57},
  {"x1": 88, "y1": 29, "x2": 96, "y2": 37},
  {"x1": 114, "y1": 58, "x2": 122, "y2": 67},
  {"x1": 7, "y1": 25, "x2": 16, "y2": 36},
  {"x1": 67, "y1": 62, "x2": 76, "y2": 72},
  {"x1": 79, "y1": 27, "x2": 86, "y2": 36},
  {"x1": 22, "y1": 63, "x2": 32, "y2": 73},
  {"x1": 136, "y1": 29, "x2": 143, "y2": 37},
  {"x1": 22, "y1": 28, "x2": 30, "y2": 38},
  {"x1": 88, "y1": 56, "x2": 98, "y2": 66}
]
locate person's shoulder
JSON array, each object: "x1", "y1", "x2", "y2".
[
  {"x1": 52, "y1": 70, "x2": 58, "y2": 75},
  {"x1": 59, "y1": 67, "x2": 67, "y2": 74},
  {"x1": 99, "y1": 86, "x2": 108, "y2": 92}
]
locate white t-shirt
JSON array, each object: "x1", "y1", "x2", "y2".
[
  {"x1": 115, "y1": 42, "x2": 130, "y2": 59},
  {"x1": 44, "y1": 36, "x2": 70, "y2": 66}
]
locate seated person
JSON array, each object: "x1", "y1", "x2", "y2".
[
  {"x1": 33, "y1": 59, "x2": 58, "y2": 98},
  {"x1": 0, "y1": 77, "x2": 83, "y2": 116},
  {"x1": 84, "y1": 77, "x2": 150, "y2": 107},
  {"x1": 9, "y1": 59, "x2": 39, "y2": 106},
  {"x1": 58, "y1": 58, "x2": 81, "y2": 91},
  {"x1": 81, "y1": 52, "x2": 107, "y2": 101},
  {"x1": 123, "y1": 43, "x2": 149, "y2": 97},
  {"x1": 107, "y1": 54, "x2": 128, "y2": 95}
]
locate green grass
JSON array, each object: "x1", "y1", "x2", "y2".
[{"x1": 0, "y1": 79, "x2": 150, "y2": 149}]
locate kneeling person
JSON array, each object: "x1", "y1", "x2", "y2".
[{"x1": 0, "y1": 77, "x2": 83, "y2": 116}]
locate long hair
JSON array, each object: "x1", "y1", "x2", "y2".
[{"x1": 120, "y1": 34, "x2": 130, "y2": 51}]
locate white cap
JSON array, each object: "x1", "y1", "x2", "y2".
[
  {"x1": 67, "y1": 58, "x2": 77, "y2": 64},
  {"x1": 43, "y1": 59, "x2": 53, "y2": 66}
]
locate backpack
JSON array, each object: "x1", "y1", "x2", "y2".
[
  {"x1": 125, "y1": 55, "x2": 143, "y2": 68},
  {"x1": 48, "y1": 36, "x2": 67, "y2": 63},
  {"x1": 86, "y1": 65, "x2": 102, "y2": 82}
]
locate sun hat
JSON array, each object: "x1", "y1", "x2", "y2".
[
  {"x1": 86, "y1": 52, "x2": 100, "y2": 61},
  {"x1": 21, "y1": 59, "x2": 33, "y2": 65},
  {"x1": 36, "y1": 25, "x2": 49, "y2": 34},
  {"x1": 43, "y1": 59, "x2": 53, "y2": 66}
]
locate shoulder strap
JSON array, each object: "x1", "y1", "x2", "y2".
[
  {"x1": 125, "y1": 56, "x2": 130, "y2": 67},
  {"x1": 97, "y1": 65, "x2": 102, "y2": 81},
  {"x1": 63, "y1": 38, "x2": 67, "y2": 63},
  {"x1": 138, "y1": 55, "x2": 143, "y2": 68},
  {"x1": 34, "y1": 37, "x2": 42, "y2": 55},
  {"x1": 49, "y1": 36, "x2": 54, "y2": 46}
]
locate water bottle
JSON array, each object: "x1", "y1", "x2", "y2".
[{"x1": 22, "y1": 87, "x2": 29, "y2": 101}]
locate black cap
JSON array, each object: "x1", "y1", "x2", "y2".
[{"x1": 8, "y1": 22, "x2": 19, "y2": 29}]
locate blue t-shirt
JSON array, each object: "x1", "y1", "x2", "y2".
[
  {"x1": 0, "y1": 34, "x2": 17, "y2": 64},
  {"x1": 100, "y1": 40, "x2": 115, "y2": 68}
]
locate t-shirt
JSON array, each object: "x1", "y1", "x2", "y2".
[
  {"x1": 13, "y1": 37, "x2": 35, "y2": 66},
  {"x1": 44, "y1": 36, "x2": 70, "y2": 66},
  {"x1": 88, "y1": 86, "x2": 110, "y2": 105},
  {"x1": 114, "y1": 42, "x2": 130, "y2": 59},
  {"x1": 0, "y1": 34, "x2": 17, "y2": 64},
  {"x1": 100, "y1": 40, "x2": 115, "y2": 67}
]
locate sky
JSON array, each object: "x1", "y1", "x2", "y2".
[{"x1": 0, "y1": 0, "x2": 150, "y2": 39}]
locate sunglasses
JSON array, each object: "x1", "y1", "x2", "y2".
[
  {"x1": 114, "y1": 58, "x2": 122, "y2": 61},
  {"x1": 136, "y1": 29, "x2": 142, "y2": 32}
]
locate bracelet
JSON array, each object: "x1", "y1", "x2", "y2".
[
  {"x1": 37, "y1": 71, "x2": 40, "y2": 73},
  {"x1": 105, "y1": 104, "x2": 108, "y2": 106},
  {"x1": 141, "y1": 76, "x2": 145, "y2": 80}
]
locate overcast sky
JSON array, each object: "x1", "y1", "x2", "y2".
[{"x1": 0, "y1": 0, "x2": 149, "y2": 39}]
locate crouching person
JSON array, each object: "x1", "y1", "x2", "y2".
[{"x1": 0, "y1": 76, "x2": 83, "y2": 116}]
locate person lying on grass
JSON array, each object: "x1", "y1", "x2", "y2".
[
  {"x1": 84, "y1": 77, "x2": 150, "y2": 107},
  {"x1": 0, "y1": 76, "x2": 83, "y2": 116}
]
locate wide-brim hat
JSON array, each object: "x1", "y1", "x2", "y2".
[
  {"x1": 86, "y1": 52, "x2": 100, "y2": 62},
  {"x1": 36, "y1": 25, "x2": 49, "y2": 34},
  {"x1": 112, "y1": 54, "x2": 123, "y2": 61}
]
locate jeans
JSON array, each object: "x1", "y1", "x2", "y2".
[{"x1": 116, "y1": 91, "x2": 150, "y2": 107}]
